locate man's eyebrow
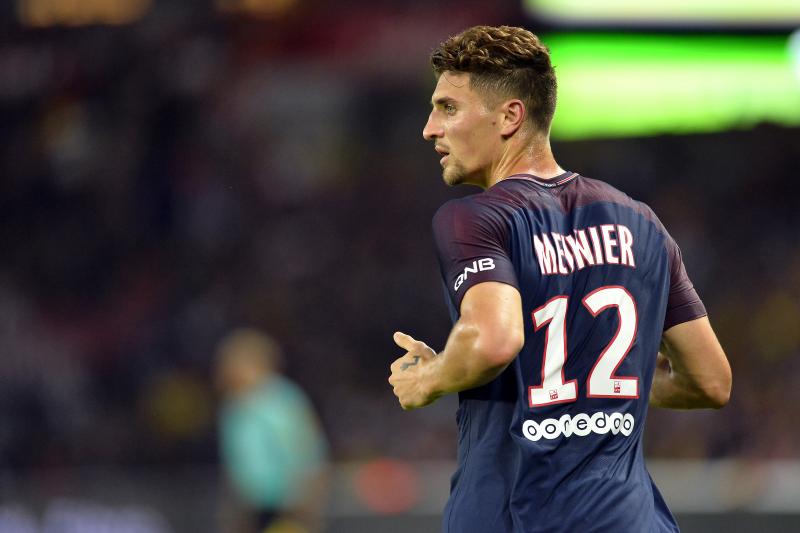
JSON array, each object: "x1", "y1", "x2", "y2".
[{"x1": 431, "y1": 96, "x2": 456, "y2": 107}]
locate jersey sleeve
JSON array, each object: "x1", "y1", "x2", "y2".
[
  {"x1": 432, "y1": 198, "x2": 519, "y2": 311},
  {"x1": 663, "y1": 234, "x2": 707, "y2": 331}
]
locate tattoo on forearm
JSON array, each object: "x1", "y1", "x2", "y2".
[{"x1": 401, "y1": 356, "x2": 421, "y2": 371}]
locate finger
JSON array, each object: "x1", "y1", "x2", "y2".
[
  {"x1": 418, "y1": 343, "x2": 437, "y2": 360},
  {"x1": 394, "y1": 332, "x2": 437, "y2": 361},
  {"x1": 388, "y1": 368, "x2": 403, "y2": 384},
  {"x1": 390, "y1": 356, "x2": 405, "y2": 373},
  {"x1": 393, "y1": 331, "x2": 418, "y2": 351}
]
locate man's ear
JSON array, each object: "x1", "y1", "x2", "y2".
[{"x1": 499, "y1": 99, "x2": 526, "y2": 137}]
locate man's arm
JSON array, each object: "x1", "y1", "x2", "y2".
[
  {"x1": 650, "y1": 316, "x2": 732, "y2": 409},
  {"x1": 389, "y1": 282, "x2": 524, "y2": 410}
]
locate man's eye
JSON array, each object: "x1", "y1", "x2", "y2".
[{"x1": 444, "y1": 104, "x2": 456, "y2": 114}]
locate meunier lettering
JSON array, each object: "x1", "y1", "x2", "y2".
[{"x1": 533, "y1": 225, "x2": 636, "y2": 276}]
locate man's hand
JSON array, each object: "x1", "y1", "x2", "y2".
[{"x1": 388, "y1": 331, "x2": 439, "y2": 410}]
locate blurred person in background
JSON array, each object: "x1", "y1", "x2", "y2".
[
  {"x1": 216, "y1": 329, "x2": 329, "y2": 533},
  {"x1": 389, "y1": 25, "x2": 732, "y2": 532}
]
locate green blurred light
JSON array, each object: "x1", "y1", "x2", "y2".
[
  {"x1": 526, "y1": 0, "x2": 800, "y2": 24},
  {"x1": 546, "y1": 34, "x2": 800, "y2": 140}
]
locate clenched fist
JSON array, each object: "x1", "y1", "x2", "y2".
[{"x1": 388, "y1": 331, "x2": 439, "y2": 410}]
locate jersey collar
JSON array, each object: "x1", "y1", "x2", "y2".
[{"x1": 504, "y1": 171, "x2": 577, "y2": 188}]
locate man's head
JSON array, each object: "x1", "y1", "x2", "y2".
[
  {"x1": 422, "y1": 25, "x2": 557, "y2": 187},
  {"x1": 215, "y1": 328, "x2": 283, "y2": 398}
]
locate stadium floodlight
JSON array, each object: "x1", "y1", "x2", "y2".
[
  {"x1": 525, "y1": 0, "x2": 800, "y2": 27},
  {"x1": 547, "y1": 33, "x2": 800, "y2": 140}
]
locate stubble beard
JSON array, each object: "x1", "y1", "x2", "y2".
[{"x1": 442, "y1": 160, "x2": 468, "y2": 187}]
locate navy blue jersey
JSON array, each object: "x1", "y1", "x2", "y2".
[{"x1": 432, "y1": 172, "x2": 706, "y2": 533}]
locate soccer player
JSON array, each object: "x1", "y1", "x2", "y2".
[{"x1": 388, "y1": 25, "x2": 732, "y2": 532}]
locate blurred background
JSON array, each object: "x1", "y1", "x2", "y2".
[{"x1": 1, "y1": 0, "x2": 800, "y2": 532}]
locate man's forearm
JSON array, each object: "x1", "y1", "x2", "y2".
[
  {"x1": 389, "y1": 282, "x2": 524, "y2": 409},
  {"x1": 649, "y1": 353, "x2": 726, "y2": 409},
  {"x1": 650, "y1": 364, "x2": 701, "y2": 409},
  {"x1": 651, "y1": 319, "x2": 731, "y2": 409},
  {"x1": 424, "y1": 319, "x2": 516, "y2": 399}
]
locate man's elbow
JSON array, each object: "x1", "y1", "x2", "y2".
[
  {"x1": 477, "y1": 331, "x2": 523, "y2": 370},
  {"x1": 700, "y1": 363, "x2": 732, "y2": 409},
  {"x1": 705, "y1": 372, "x2": 732, "y2": 409}
]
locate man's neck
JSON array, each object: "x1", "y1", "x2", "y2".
[{"x1": 485, "y1": 135, "x2": 563, "y2": 189}]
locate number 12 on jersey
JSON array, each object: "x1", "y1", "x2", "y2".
[{"x1": 529, "y1": 286, "x2": 639, "y2": 408}]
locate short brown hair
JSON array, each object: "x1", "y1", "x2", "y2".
[{"x1": 430, "y1": 25, "x2": 557, "y2": 133}]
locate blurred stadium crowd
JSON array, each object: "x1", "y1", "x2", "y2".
[{"x1": 1, "y1": 0, "x2": 799, "y2": 480}]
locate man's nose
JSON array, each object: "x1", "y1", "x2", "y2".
[{"x1": 423, "y1": 113, "x2": 442, "y2": 141}]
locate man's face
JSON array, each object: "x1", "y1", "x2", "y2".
[{"x1": 423, "y1": 72, "x2": 502, "y2": 187}]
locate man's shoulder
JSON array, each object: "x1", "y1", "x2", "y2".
[
  {"x1": 432, "y1": 193, "x2": 504, "y2": 230},
  {"x1": 574, "y1": 174, "x2": 663, "y2": 225},
  {"x1": 432, "y1": 196, "x2": 469, "y2": 221},
  {"x1": 575, "y1": 174, "x2": 637, "y2": 206},
  {"x1": 432, "y1": 182, "x2": 530, "y2": 226}
]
